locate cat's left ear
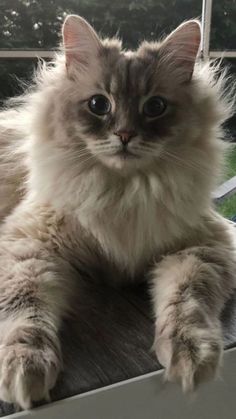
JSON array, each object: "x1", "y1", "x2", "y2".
[
  {"x1": 62, "y1": 15, "x2": 102, "y2": 75},
  {"x1": 159, "y1": 20, "x2": 201, "y2": 81}
]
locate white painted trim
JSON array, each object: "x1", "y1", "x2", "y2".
[
  {"x1": 210, "y1": 51, "x2": 236, "y2": 58},
  {"x1": 201, "y1": 0, "x2": 213, "y2": 59},
  {"x1": 6, "y1": 347, "x2": 236, "y2": 419},
  {"x1": 0, "y1": 50, "x2": 55, "y2": 59},
  {"x1": 0, "y1": 50, "x2": 235, "y2": 60}
]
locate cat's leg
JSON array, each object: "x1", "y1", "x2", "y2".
[
  {"x1": 0, "y1": 208, "x2": 76, "y2": 409},
  {"x1": 151, "y1": 245, "x2": 236, "y2": 391}
]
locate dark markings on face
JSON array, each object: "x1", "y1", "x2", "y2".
[{"x1": 76, "y1": 43, "x2": 181, "y2": 142}]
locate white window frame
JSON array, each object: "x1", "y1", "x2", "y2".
[
  {"x1": 201, "y1": 0, "x2": 236, "y2": 59},
  {"x1": 0, "y1": 0, "x2": 235, "y2": 60}
]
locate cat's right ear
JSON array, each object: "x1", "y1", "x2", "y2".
[
  {"x1": 62, "y1": 15, "x2": 102, "y2": 75},
  {"x1": 159, "y1": 20, "x2": 201, "y2": 82}
]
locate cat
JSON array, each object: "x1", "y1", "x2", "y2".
[{"x1": 0, "y1": 14, "x2": 235, "y2": 409}]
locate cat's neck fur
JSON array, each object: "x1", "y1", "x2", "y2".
[
  {"x1": 17, "y1": 56, "x2": 228, "y2": 277},
  {"x1": 26, "y1": 125, "x2": 223, "y2": 277}
]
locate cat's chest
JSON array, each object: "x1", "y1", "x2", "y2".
[{"x1": 77, "y1": 196, "x2": 169, "y2": 277}]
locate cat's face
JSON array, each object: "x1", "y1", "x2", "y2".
[
  {"x1": 74, "y1": 50, "x2": 180, "y2": 171},
  {"x1": 61, "y1": 16, "x2": 201, "y2": 171}
]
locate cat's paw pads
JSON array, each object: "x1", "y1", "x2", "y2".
[
  {"x1": 155, "y1": 326, "x2": 222, "y2": 391},
  {"x1": 0, "y1": 344, "x2": 61, "y2": 409}
]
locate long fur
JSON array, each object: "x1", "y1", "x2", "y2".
[{"x1": 0, "y1": 16, "x2": 235, "y2": 408}]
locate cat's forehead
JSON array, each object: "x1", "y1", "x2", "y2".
[{"x1": 100, "y1": 43, "x2": 161, "y2": 97}]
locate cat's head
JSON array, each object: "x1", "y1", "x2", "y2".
[{"x1": 56, "y1": 15, "x2": 203, "y2": 172}]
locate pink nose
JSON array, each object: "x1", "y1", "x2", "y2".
[{"x1": 114, "y1": 130, "x2": 137, "y2": 145}]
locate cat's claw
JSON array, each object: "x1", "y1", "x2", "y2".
[
  {"x1": 155, "y1": 325, "x2": 222, "y2": 392},
  {"x1": 0, "y1": 344, "x2": 60, "y2": 409}
]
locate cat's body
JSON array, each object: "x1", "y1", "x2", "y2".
[{"x1": 0, "y1": 15, "x2": 235, "y2": 408}]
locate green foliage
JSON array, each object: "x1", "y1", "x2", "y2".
[
  {"x1": 217, "y1": 147, "x2": 236, "y2": 218},
  {"x1": 217, "y1": 195, "x2": 236, "y2": 219},
  {"x1": 0, "y1": 0, "x2": 203, "y2": 49},
  {"x1": 1, "y1": 0, "x2": 235, "y2": 50},
  {"x1": 225, "y1": 145, "x2": 236, "y2": 179},
  {"x1": 211, "y1": 0, "x2": 236, "y2": 50}
]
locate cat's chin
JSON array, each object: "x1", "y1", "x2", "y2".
[{"x1": 97, "y1": 153, "x2": 143, "y2": 171}]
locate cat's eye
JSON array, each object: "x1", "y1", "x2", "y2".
[
  {"x1": 88, "y1": 95, "x2": 111, "y2": 116},
  {"x1": 143, "y1": 96, "x2": 167, "y2": 118}
]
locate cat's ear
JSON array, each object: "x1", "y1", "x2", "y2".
[
  {"x1": 62, "y1": 15, "x2": 102, "y2": 74},
  {"x1": 159, "y1": 20, "x2": 201, "y2": 81}
]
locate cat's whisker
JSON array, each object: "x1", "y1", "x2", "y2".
[
  {"x1": 136, "y1": 144, "x2": 156, "y2": 152},
  {"x1": 139, "y1": 141, "x2": 156, "y2": 149},
  {"x1": 167, "y1": 152, "x2": 210, "y2": 173},
  {"x1": 63, "y1": 151, "x2": 91, "y2": 161},
  {"x1": 160, "y1": 149, "x2": 211, "y2": 175},
  {"x1": 131, "y1": 146, "x2": 151, "y2": 156},
  {"x1": 94, "y1": 146, "x2": 117, "y2": 151},
  {"x1": 95, "y1": 140, "x2": 109, "y2": 146}
]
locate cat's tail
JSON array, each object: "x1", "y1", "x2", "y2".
[{"x1": 0, "y1": 107, "x2": 28, "y2": 221}]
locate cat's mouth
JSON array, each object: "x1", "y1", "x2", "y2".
[
  {"x1": 98, "y1": 147, "x2": 142, "y2": 170},
  {"x1": 114, "y1": 148, "x2": 140, "y2": 159}
]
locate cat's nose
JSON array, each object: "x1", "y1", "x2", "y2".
[{"x1": 114, "y1": 130, "x2": 137, "y2": 145}]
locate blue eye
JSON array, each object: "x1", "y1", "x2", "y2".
[
  {"x1": 88, "y1": 95, "x2": 111, "y2": 116},
  {"x1": 143, "y1": 96, "x2": 167, "y2": 117}
]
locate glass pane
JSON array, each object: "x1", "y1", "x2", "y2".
[
  {"x1": 213, "y1": 58, "x2": 236, "y2": 219},
  {"x1": 0, "y1": 0, "x2": 202, "y2": 50},
  {"x1": 210, "y1": 0, "x2": 236, "y2": 51},
  {"x1": 0, "y1": 59, "x2": 37, "y2": 104},
  {"x1": 222, "y1": 59, "x2": 236, "y2": 140}
]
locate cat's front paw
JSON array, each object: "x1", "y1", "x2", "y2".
[
  {"x1": 0, "y1": 344, "x2": 61, "y2": 409},
  {"x1": 155, "y1": 322, "x2": 222, "y2": 392}
]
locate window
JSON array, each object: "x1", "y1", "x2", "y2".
[{"x1": 0, "y1": 0, "x2": 202, "y2": 101}]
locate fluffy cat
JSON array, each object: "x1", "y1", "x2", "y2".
[{"x1": 0, "y1": 14, "x2": 235, "y2": 409}]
